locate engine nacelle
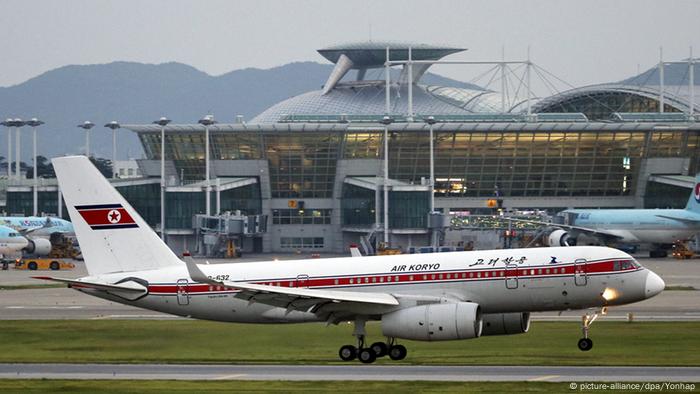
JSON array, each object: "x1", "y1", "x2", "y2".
[
  {"x1": 548, "y1": 229, "x2": 575, "y2": 247},
  {"x1": 481, "y1": 312, "x2": 531, "y2": 336},
  {"x1": 24, "y1": 238, "x2": 52, "y2": 256},
  {"x1": 381, "y1": 302, "x2": 482, "y2": 341}
]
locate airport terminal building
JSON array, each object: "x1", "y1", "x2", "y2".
[{"x1": 5, "y1": 42, "x2": 700, "y2": 254}]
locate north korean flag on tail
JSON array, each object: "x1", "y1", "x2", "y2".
[{"x1": 75, "y1": 204, "x2": 139, "y2": 230}]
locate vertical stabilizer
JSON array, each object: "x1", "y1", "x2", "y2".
[
  {"x1": 52, "y1": 156, "x2": 182, "y2": 276},
  {"x1": 685, "y1": 174, "x2": 700, "y2": 213}
]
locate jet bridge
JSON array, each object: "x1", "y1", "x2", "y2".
[{"x1": 193, "y1": 211, "x2": 267, "y2": 257}]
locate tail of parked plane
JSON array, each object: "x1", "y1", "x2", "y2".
[
  {"x1": 685, "y1": 174, "x2": 700, "y2": 213},
  {"x1": 52, "y1": 156, "x2": 182, "y2": 276}
]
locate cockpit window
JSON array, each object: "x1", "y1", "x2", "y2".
[{"x1": 614, "y1": 260, "x2": 637, "y2": 271}]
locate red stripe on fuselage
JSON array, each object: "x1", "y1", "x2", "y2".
[{"x1": 145, "y1": 259, "x2": 639, "y2": 295}]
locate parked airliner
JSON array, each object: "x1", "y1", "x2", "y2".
[
  {"x1": 0, "y1": 216, "x2": 74, "y2": 256},
  {"x1": 0, "y1": 225, "x2": 28, "y2": 257},
  {"x1": 542, "y1": 176, "x2": 700, "y2": 257},
  {"x1": 38, "y1": 156, "x2": 665, "y2": 363}
]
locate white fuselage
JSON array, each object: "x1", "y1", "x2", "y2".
[{"x1": 75, "y1": 246, "x2": 660, "y2": 324}]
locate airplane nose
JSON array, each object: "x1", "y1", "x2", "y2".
[{"x1": 644, "y1": 271, "x2": 665, "y2": 298}]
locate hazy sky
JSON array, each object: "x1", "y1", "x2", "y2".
[{"x1": 1, "y1": 0, "x2": 699, "y2": 89}]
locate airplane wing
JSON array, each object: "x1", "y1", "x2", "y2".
[
  {"x1": 185, "y1": 259, "x2": 399, "y2": 319},
  {"x1": 32, "y1": 276, "x2": 148, "y2": 301},
  {"x1": 655, "y1": 214, "x2": 700, "y2": 224}
]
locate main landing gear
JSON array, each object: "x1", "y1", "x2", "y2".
[
  {"x1": 578, "y1": 307, "x2": 607, "y2": 351},
  {"x1": 338, "y1": 319, "x2": 407, "y2": 363}
]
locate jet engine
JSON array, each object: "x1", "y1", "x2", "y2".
[
  {"x1": 381, "y1": 302, "x2": 482, "y2": 341},
  {"x1": 24, "y1": 238, "x2": 52, "y2": 256},
  {"x1": 548, "y1": 229, "x2": 576, "y2": 247},
  {"x1": 481, "y1": 312, "x2": 531, "y2": 336}
]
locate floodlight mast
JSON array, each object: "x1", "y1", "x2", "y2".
[
  {"x1": 380, "y1": 115, "x2": 393, "y2": 246},
  {"x1": 77, "y1": 121, "x2": 95, "y2": 157},
  {"x1": 198, "y1": 114, "x2": 217, "y2": 216},
  {"x1": 1, "y1": 119, "x2": 14, "y2": 178},
  {"x1": 26, "y1": 118, "x2": 44, "y2": 216},
  {"x1": 153, "y1": 117, "x2": 171, "y2": 240},
  {"x1": 104, "y1": 121, "x2": 121, "y2": 178},
  {"x1": 14, "y1": 118, "x2": 26, "y2": 180}
]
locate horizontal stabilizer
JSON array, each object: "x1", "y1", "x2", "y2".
[{"x1": 32, "y1": 276, "x2": 148, "y2": 301}]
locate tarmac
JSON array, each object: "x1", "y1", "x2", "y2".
[{"x1": 0, "y1": 364, "x2": 698, "y2": 382}]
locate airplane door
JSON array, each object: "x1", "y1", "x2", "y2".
[
  {"x1": 296, "y1": 274, "x2": 310, "y2": 288},
  {"x1": 505, "y1": 264, "x2": 519, "y2": 289},
  {"x1": 574, "y1": 259, "x2": 587, "y2": 286},
  {"x1": 176, "y1": 279, "x2": 190, "y2": 305}
]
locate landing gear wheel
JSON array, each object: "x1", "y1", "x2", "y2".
[
  {"x1": 370, "y1": 342, "x2": 388, "y2": 357},
  {"x1": 358, "y1": 348, "x2": 377, "y2": 364},
  {"x1": 338, "y1": 345, "x2": 357, "y2": 361},
  {"x1": 577, "y1": 338, "x2": 593, "y2": 351},
  {"x1": 388, "y1": 344, "x2": 407, "y2": 360}
]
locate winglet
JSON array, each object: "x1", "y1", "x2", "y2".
[{"x1": 350, "y1": 247, "x2": 362, "y2": 257}]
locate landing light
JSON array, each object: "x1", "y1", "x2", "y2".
[{"x1": 601, "y1": 288, "x2": 619, "y2": 302}]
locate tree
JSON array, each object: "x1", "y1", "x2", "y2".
[
  {"x1": 26, "y1": 155, "x2": 56, "y2": 179},
  {"x1": 90, "y1": 157, "x2": 113, "y2": 178}
]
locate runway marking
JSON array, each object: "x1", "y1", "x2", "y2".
[
  {"x1": 90, "y1": 315, "x2": 182, "y2": 320},
  {"x1": 5, "y1": 306, "x2": 84, "y2": 309},
  {"x1": 528, "y1": 374, "x2": 560, "y2": 381},
  {"x1": 213, "y1": 374, "x2": 248, "y2": 380}
]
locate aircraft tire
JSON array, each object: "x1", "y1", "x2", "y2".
[
  {"x1": 370, "y1": 342, "x2": 388, "y2": 357},
  {"x1": 358, "y1": 348, "x2": 376, "y2": 364},
  {"x1": 338, "y1": 345, "x2": 357, "y2": 361},
  {"x1": 388, "y1": 344, "x2": 407, "y2": 360},
  {"x1": 577, "y1": 338, "x2": 593, "y2": 351}
]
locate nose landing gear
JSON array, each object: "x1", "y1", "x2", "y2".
[{"x1": 578, "y1": 307, "x2": 607, "y2": 351}]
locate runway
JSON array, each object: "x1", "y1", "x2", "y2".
[{"x1": 0, "y1": 364, "x2": 698, "y2": 382}]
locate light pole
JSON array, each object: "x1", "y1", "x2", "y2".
[
  {"x1": 13, "y1": 118, "x2": 26, "y2": 180},
  {"x1": 198, "y1": 114, "x2": 216, "y2": 216},
  {"x1": 77, "y1": 121, "x2": 95, "y2": 157},
  {"x1": 380, "y1": 115, "x2": 393, "y2": 246},
  {"x1": 153, "y1": 117, "x2": 171, "y2": 241},
  {"x1": 424, "y1": 116, "x2": 436, "y2": 214},
  {"x1": 26, "y1": 118, "x2": 44, "y2": 216},
  {"x1": 425, "y1": 116, "x2": 438, "y2": 249},
  {"x1": 104, "y1": 121, "x2": 120, "y2": 178},
  {"x1": 1, "y1": 119, "x2": 13, "y2": 178}
]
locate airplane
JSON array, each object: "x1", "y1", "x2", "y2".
[
  {"x1": 36, "y1": 156, "x2": 665, "y2": 363},
  {"x1": 533, "y1": 175, "x2": 700, "y2": 257},
  {"x1": 0, "y1": 216, "x2": 74, "y2": 256},
  {"x1": 0, "y1": 225, "x2": 28, "y2": 257}
]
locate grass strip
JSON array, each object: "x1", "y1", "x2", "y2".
[{"x1": 0, "y1": 320, "x2": 698, "y2": 366}]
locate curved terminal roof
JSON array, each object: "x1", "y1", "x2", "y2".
[
  {"x1": 251, "y1": 83, "x2": 523, "y2": 123},
  {"x1": 532, "y1": 83, "x2": 697, "y2": 120},
  {"x1": 318, "y1": 41, "x2": 465, "y2": 68}
]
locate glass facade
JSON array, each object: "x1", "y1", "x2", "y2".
[
  {"x1": 272, "y1": 208, "x2": 332, "y2": 225},
  {"x1": 5, "y1": 191, "x2": 67, "y2": 218},
  {"x1": 341, "y1": 184, "x2": 375, "y2": 226},
  {"x1": 138, "y1": 128, "x2": 700, "y2": 203},
  {"x1": 280, "y1": 237, "x2": 324, "y2": 249}
]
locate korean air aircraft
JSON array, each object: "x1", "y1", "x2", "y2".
[
  {"x1": 0, "y1": 225, "x2": 28, "y2": 257},
  {"x1": 37, "y1": 156, "x2": 665, "y2": 363},
  {"x1": 0, "y1": 216, "x2": 74, "y2": 256},
  {"x1": 546, "y1": 175, "x2": 700, "y2": 257}
]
